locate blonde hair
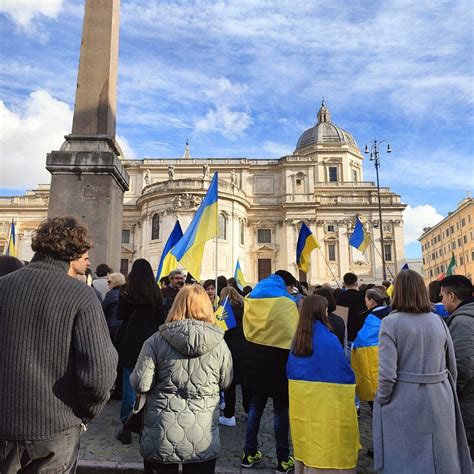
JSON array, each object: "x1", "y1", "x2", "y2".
[
  {"x1": 166, "y1": 284, "x2": 216, "y2": 324},
  {"x1": 219, "y1": 286, "x2": 243, "y2": 305},
  {"x1": 108, "y1": 272, "x2": 126, "y2": 288}
]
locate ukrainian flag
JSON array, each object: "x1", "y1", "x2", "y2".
[
  {"x1": 287, "y1": 321, "x2": 359, "y2": 469},
  {"x1": 243, "y1": 274, "x2": 299, "y2": 349},
  {"x1": 296, "y1": 222, "x2": 320, "y2": 273},
  {"x1": 4, "y1": 220, "x2": 16, "y2": 257},
  {"x1": 156, "y1": 220, "x2": 183, "y2": 282},
  {"x1": 349, "y1": 216, "x2": 370, "y2": 252},
  {"x1": 233, "y1": 259, "x2": 246, "y2": 291},
  {"x1": 351, "y1": 314, "x2": 382, "y2": 401},
  {"x1": 215, "y1": 295, "x2": 237, "y2": 331},
  {"x1": 171, "y1": 173, "x2": 218, "y2": 281}
]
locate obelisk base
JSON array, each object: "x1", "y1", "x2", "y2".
[{"x1": 46, "y1": 149, "x2": 129, "y2": 271}]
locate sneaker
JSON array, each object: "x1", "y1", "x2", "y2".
[
  {"x1": 241, "y1": 450, "x2": 263, "y2": 468},
  {"x1": 116, "y1": 428, "x2": 131, "y2": 445},
  {"x1": 219, "y1": 415, "x2": 236, "y2": 427},
  {"x1": 276, "y1": 456, "x2": 295, "y2": 473}
]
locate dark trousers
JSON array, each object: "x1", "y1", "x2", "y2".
[
  {"x1": 223, "y1": 382, "x2": 252, "y2": 418},
  {"x1": 0, "y1": 426, "x2": 81, "y2": 473},
  {"x1": 144, "y1": 458, "x2": 216, "y2": 474},
  {"x1": 244, "y1": 392, "x2": 290, "y2": 462}
]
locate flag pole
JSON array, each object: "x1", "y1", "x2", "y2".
[
  {"x1": 365, "y1": 231, "x2": 395, "y2": 279},
  {"x1": 215, "y1": 176, "x2": 219, "y2": 306},
  {"x1": 317, "y1": 248, "x2": 341, "y2": 289}
]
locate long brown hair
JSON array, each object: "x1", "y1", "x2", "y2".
[
  {"x1": 219, "y1": 286, "x2": 243, "y2": 306},
  {"x1": 392, "y1": 269, "x2": 431, "y2": 314},
  {"x1": 292, "y1": 295, "x2": 329, "y2": 357}
]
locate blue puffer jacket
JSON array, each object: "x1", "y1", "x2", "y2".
[{"x1": 102, "y1": 287, "x2": 121, "y2": 338}]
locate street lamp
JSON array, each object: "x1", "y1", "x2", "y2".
[{"x1": 364, "y1": 140, "x2": 392, "y2": 281}]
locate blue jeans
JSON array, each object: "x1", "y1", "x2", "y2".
[
  {"x1": 120, "y1": 367, "x2": 136, "y2": 424},
  {"x1": 244, "y1": 393, "x2": 290, "y2": 461}
]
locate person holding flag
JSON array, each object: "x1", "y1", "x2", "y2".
[
  {"x1": 296, "y1": 222, "x2": 319, "y2": 273},
  {"x1": 241, "y1": 270, "x2": 299, "y2": 472},
  {"x1": 216, "y1": 287, "x2": 252, "y2": 427},
  {"x1": 171, "y1": 173, "x2": 218, "y2": 281},
  {"x1": 287, "y1": 295, "x2": 359, "y2": 472}
]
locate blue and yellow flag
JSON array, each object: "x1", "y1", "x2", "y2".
[
  {"x1": 156, "y1": 220, "x2": 183, "y2": 282},
  {"x1": 243, "y1": 274, "x2": 299, "y2": 349},
  {"x1": 349, "y1": 216, "x2": 370, "y2": 252},
  {"x1": 351, "y1": 314, "x2": 382, "y2": 401},
  {"x1": 215, "y1": 296, "x2": 237, "y2": 332},
  {"x1": 234, "y1": 259, "x2": 246, "y2": 291},
  {"x1": 171, "y1": 173, "x2": 218, "y2": 280},
  {"x1": 287, "y1": 321, "x2": 359, "y2": 469},
  {"x1": 4, "y1": 220, "x2": 16, "y2": 257},
  {"x1": 296, "y1": 222, "x2": 320, "y2": 273}
]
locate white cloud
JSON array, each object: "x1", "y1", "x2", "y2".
[
  {"x1": 0, "y1": 90, "x2": 71, "y2": 189},
  {"x1": 195, "y1": 105, "x2": 252, "y2": 139},
  {"x1": 262, "y1": 140, "x2": 291, "y2": 156},
  {"x1": 117, "y1": 134, "x2": 137, "y2": 160},
  {"x1": 403, "y1": 204, "x2": 444, "y2": 245},
  {"x1": 0, "y1": 0, "x2": 63, "y2": 40}
]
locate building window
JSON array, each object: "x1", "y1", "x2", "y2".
[
  {"x1": 446, "y1": 228, "x2": 450, "y2": 236},
  {"x1": 328, "y1": 166, "x2": 338, "y2": 182},
  {"x1": 327, "y1": 243, "x2": 337, "y2": 261},
  {"x1": 120, "y1": 259, "x2": 129, "y2": 276},
  {"x1": 384, "y1": 244, "x2": 393, "y2": 262},
  {"x1": 453, "y1": 241, "x2": 456, "y2": 250},
  {"x1": 326, "y1": 224, "x2": 336, "y2": 233},
  {"x1": 458, "y1": 238, "x2": 462, "y2": 247},
  {"x1": 471, "y1": 250, "x2": 474, "y2": 261},
  {"x1": 257, "y1": 229, "x2": 272, "y2": 244},
  {"x1": 460, "y1": 255, "x2": 464, "y2": 265},
  {"x1": 240, "y1": 220, "x2": 245, "y2": 245},
  {"x1": 219, "y1": 213, "x2": 227, "y2": 240},
  {"x1": 352, "y1": 169, "x2": 358, "y2": 182},
  {"x1": 461, "y1": 218, "x2": 466, "y2": 227},
  {"x1": 122, "y1": 230, "x2": 131, "y2": 244},
  {"x1": 469, "y1": 215, "x2": 471, "y2": 223},
  {"x1": 463, "y1": 235, "x2": 467, "y2": 244},
  {"x1": 383, "y1": 223, "x2": 391, "y2": 232},
  {"x1": 430, "y1": 269, "x2": 433, "y2": 277},
  {"x1": 151, "y1": 214, "x2": 160, "y2": 240},
  {"x1": 451, "y1": 225, "x2": 454, "y2": 233}
]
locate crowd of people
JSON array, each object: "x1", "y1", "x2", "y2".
[{"x1": 0, "y1": 217, "x2": 473, "y2": 473}]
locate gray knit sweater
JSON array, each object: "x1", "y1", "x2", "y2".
[{"x1": 0, "y1": 253, "x2": 118, "y2": 440}]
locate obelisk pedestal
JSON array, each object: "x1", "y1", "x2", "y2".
[{"x1": 46, "y1": 0, "x2": 129, "y2": 271}]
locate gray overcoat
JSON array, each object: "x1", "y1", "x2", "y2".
[
  {"x1": 130, "y1": 319, "x2": 233, "y2": 463},
  {"x1": 373, "y1": 311, "x2": 472, "y2": 473}
]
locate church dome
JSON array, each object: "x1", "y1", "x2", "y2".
[{"x1": 295, "y1": 102, "x2": 358, "y2": 151}]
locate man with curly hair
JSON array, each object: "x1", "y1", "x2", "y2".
[{"x1": 0, "y1": 217, "x2": 118, "y2": 473}]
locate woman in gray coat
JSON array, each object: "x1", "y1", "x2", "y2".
[
  {"x1": 373, "y1": 270, "x2": 471, "y2": 474},
  {"x1": 130, "y1": 284, "x2": 233, "y2": 474}
]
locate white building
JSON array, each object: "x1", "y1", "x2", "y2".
[{"x1": 0, "y1": 103, "x2": 406, "y2": 284}]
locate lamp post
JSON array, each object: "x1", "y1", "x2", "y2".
[{"x1": 364, "y1": 140, "x2": 392, "y2": 281}]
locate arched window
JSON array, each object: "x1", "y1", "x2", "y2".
[
  {"x1": 240, "y1": 219, "x2": 245, "y2": 245},
  {"x1": 151, "y1": 214, "x2": 160, "y2": 240},
  {"x1": 219, "y1": 213, "x2": 227, "y2": 240}
]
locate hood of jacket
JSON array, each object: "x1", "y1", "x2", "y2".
[
  {"x1": 371, "y1": 305, "x2": 392, "y2": 320},
  {"x1": 160, "y1": 319, "x2": 224, "y2": 357},
  {"x1": 448, "y1": 298, "x2": 474, "y2": 324}
]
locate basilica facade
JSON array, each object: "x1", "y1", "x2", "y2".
[{"x1": 0, "y1": 104, "x2": 406, "y2": 285}]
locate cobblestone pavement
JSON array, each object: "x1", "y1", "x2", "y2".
[{"x1": 79, "y1": 396, "x2": 375, "y2": 473}]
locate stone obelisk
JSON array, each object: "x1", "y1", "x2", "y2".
[{"x1": 46, "y1": 0, "x2": 129, "y2": 271}]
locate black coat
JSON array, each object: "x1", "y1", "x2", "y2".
[
  {"x1": 336, "y1": 289, "x2": 367, "y2": 341},
  {"x1": 328, "y1": 312, "x2": 345, "y2": 346},
  {"x1": 102, "y1": 287, "x2": 121, "y2": 337},
  {"x1": 223, "y1": 302, "x2": 245, "y2": 383},
  {"x1": 115, "y1": 296, "x2": 165, "y2": 368}
]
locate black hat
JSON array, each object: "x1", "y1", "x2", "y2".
[{"x1": 275, "y1": 270, "x2": 297, "y2": 287}]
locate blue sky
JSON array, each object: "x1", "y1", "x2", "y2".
[{"x1": 0, "y1": 0, "x2": 473, "y2": 258}]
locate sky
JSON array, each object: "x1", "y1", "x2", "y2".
[{"x1": 0, "y1": 0, "x2": 473, "y2": 259}]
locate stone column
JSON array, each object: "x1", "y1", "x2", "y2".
[{"x1": 46, "y1": 0, "x2": 129, "y2": 270}]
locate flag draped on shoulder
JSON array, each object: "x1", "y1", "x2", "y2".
[
  {"x1": 234, "y1": 259, "x2": 246, "y2": 291},
  {"x1": 287, "y1": 321, "x2": 359, "y2": 469},
  {"x1": 351, "y1": 314, "x2": 382, "y2": 401},
  {"x1": 349, "y1": 216, "x2": 370, "y2": 252},
  {"x1": 215, "y1": 296, "x2": 237, "y2": 332},
  {"x1": 156, "y1": 220, "x2": 183, "y2": 282},
  {"x1": 4, "y1": 220, "x2": 16, "y2": 257},
  {"x1": 296, "y1": 222, "x2": 320, "y2": 273},
  {"x1": 243, "y1": 274, "x2": 299, "y2": 350},
  {"x1": 171, "y1": 172, "x2": 218, "y2": 281}
]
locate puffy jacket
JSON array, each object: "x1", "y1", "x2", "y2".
[
  {"x1": 130, "y1": 319, "x2": 233, "y2": 463},
  {"x1": 447, "y1": 298, "x2": 474, "y2": 454}
]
